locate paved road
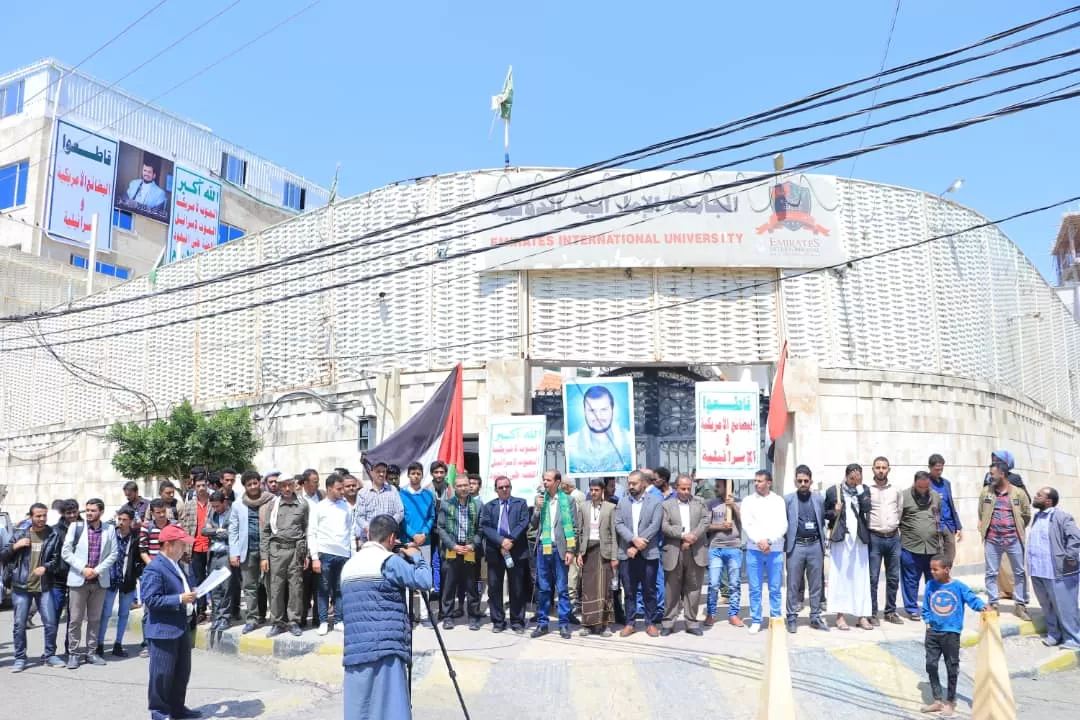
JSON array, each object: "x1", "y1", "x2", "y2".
[{"x1": 1, "y1": 608, "x2": 1076, "y2": 719}]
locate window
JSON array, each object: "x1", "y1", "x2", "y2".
[
  {"x1": 357, "y1": 417, "x2": 375, "y2": 451},
  {"x1": 0, "y1": 160, "x2": 29, "y2": 210},
  {"x1": 0, "y1": 80, "x2": 24, "y2": 118},
  {"x1": 220, "y1": 152, "x2": 247, "y2": 185},
  {"x1": 70, "y1": 255, "x2": 130, "y2": 281},
  {"x1": 282, "y1": 181, "x2": 306, "y2": 211},
  {"x1": 217, "y1": 222, "x2": 245, "y2": 245},
  {"x1": 113, "y1": 209, "x2": 134, "y2": 232}
]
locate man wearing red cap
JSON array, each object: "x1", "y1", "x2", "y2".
[{"x1": 141, "y1": 523, "x2": 200, "y2": 720}]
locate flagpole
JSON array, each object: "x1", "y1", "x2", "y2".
[{"x1": 504, "y1": 119, "x2": 510, "y2": 168}]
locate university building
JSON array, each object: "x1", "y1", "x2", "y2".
[
  {"x1": 1, "y1": 164, "x2": 1078, "y2": 570},
  {"x1": 0, "y1": 58, "x2": 328, "y2": 314}
]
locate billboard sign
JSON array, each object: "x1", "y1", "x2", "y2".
[
  {"x1": 695, "y1": 381, "x2": 761, "y2": 479},
  {"x1": 473, "y1": 169, "x2": 846, "y2": 270},
  {"x1": 479, "y1": 415, "x2": 548, "y2": 503},
  {"x1": 113, "y1": 141, "x2": 174, "y2": 224},
  {"x1": 167, "y1": 166, "x2": 221, "y2": 264},
  {"x1": 46, "y1": 120, "x2": 118, "y2": 249}
]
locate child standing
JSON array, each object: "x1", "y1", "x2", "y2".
[{"x1": 921, "y1": 555, "x2": 988, "y2": 717}]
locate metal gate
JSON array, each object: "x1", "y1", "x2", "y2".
[{"x1": 532, "y1": 366, "x2": 770, "y2": 498}]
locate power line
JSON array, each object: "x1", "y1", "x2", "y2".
[
  {"x1": 2, "y1": 1, "x2": 172, "y2": 119},
  {"x1": 4, "y1": 82, "x2": 1076, "y2": 354},
  {"x1": 849, "y1": 0, "x2": 904, "y2": 177},
  {"x1": 284, "y1": 193, "x2": 1080, "y2": 364},
  {"x1": 0, "y1": 0, "x2": 323, "y2": 218},
  {"x1": 1, "y1": 6, "x2": 1074, "y2": 320},
  {"x1": 20, "y1": 54, "x2": 1080, "y2": 342},
  {"x1": 0, "y1": 1, "x2": 242, "y2": 160}
]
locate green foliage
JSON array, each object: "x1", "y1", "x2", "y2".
[{"x1": 106, "y1": 400, "x2": 262, "y2": 483}]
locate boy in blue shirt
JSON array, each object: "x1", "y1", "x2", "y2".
[{"x1": 921, "y1": 555, "x2": 989, "y2": 717}]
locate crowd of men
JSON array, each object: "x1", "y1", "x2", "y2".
[{"x1": 3, "y1": 450, "x2": 1079, "y2": 679}]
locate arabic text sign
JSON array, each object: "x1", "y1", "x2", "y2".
[
  {"x1": 473, "y1": 170, "x2": 845, "y2": 270},
  {"x1": 46, "y1": 120, "x2": 118, "y2": 249},
  {"x1": 480, "y1": 415, "x2": 548, "y2": 503},
  {"x1": 167, "y1": 166, "x2": 222, "y2": 264},
  {"x1": 695, "y1": 381, "x2": 760, "y2": 479}
]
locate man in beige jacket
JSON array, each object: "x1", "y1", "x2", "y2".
[{"x1": 660, "y1": 474, "x2": 709, "y2": 636}]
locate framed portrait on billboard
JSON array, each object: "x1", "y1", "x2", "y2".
[
  {"x1": 113, "y1": 142, "x2": 174, "y2": 224},
  {"x1": 562, "y1": 377, "x2": 635, "y2": 478}
]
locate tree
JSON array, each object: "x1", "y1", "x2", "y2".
[{"x1": 107, "y1": 400, "x2": 262, "y2": 484}]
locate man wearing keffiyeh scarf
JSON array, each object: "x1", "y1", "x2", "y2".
[
  {"x1": 436, "y1": 476, "x2": 483, "y2": 630},
  {"x1": 529, "y1": 470, "x2": 582, "y2": 640}
]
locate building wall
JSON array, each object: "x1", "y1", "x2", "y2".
[
  {"x1": 780, "y1": 361, "x2": 1080, "y2": 568},
  {"x1": 0, "y1": 245, "x2": 120, "y2": 316},
  {"x1": 0, "y1": 59, "x2": 328, "y2": 279},
  {"x1": 2, "y1": 359, "x2": 1078, "y2": 573}
]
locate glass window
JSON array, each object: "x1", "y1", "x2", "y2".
[
  {"x1": 283, "y1": 181, "x2": 306, "y2": 211},
  {"x1": 112, "y1": 209, "x2": 134, "y2": 232},
  {"x1": 0, "y1": 160, "x2": 29, "y2": 210},
  {"x1": 0, "y1": 80, "x2": 24, "y2": 118},
  {"x1": 69, "y1": 255, "x2": 130, "y2": 280},
  {"x1": 217, "y1": 222, "x2": 245, "y2": 245},
  {"x1": 220, "y1": 152, "x2": 247, "y2": 185}
]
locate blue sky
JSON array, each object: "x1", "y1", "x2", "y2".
[{"x1": 3, "y1": 0, "x2": 1075, "y2": 281}]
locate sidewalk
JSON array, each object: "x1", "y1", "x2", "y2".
[{"x1": 118, "y1": 571, "x2": 1062, "y2": 668}]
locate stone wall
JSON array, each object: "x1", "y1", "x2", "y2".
[{"x1": 778, "y1": 360, "x2": 1080, "y2": 568}]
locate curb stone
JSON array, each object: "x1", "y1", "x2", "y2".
[
  {"x1": 959, "y1": 617, "x2": 1046, "y2": 648},
  {"x1": 121, "y1": 608, "x2": 1076, "y2": 676}
]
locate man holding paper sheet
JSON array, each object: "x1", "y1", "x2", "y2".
[{"x1": 141, "y1": 523, "x2": 199, "y2": 720}]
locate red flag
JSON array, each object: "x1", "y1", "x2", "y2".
[
  {"x1": 767, "y1": 342, "x2": 788, "y2": 442},
  {"x1": 436, "y1": 363, "x2": 466, "y2": 482}
]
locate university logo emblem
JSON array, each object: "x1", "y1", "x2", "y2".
[{"x1": 755, "y1": 181, "x2": 830, "y2": 236}]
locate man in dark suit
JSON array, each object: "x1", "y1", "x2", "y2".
[
  {"x1": 784, "y1": 464, "x2": 829, "y2": 634},
  {"x1": 480, "y1": 475, "x2": 530, "y2": 633},
  {"x1": 141, "y1": 524, "x2": 200, "y2": 720},
  {"x1": 614, "y1": 470, "x2": 663, "y2": 638}
]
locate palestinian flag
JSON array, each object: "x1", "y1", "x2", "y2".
[{"x1": 363, "y1": 364, "x2": 465, "y2": 489}]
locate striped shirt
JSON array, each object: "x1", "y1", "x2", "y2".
[
  {"x1": 139, "y1": 520, "x2": 176, "y2": 558},
  {"x1": 353, "y1": 484, "x2": 405, "y2": 542}
]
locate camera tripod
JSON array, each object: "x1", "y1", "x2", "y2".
[{"x1": 408, "y1": 589, "x2": 472, "y2": 720}]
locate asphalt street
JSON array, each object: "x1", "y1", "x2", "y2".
[{"x1": 1, "y1": 608, "x2": 1077, "y2": 719}]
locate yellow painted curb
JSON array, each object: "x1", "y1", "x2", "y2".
[
  {"x1": 315, "y1": 642, "x2": 344, "y2": 656},
  {"x1": 1037, "y1": 651, "x2": 1079, "y2": 675},
  {"x1": 238, "y1": 634, "x2": 275, "y2": 656},
  {"x1": 960, "y1": 617, "x2": 1045, "y2": 648}
]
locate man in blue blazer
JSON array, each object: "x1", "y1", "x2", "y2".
[
  {"x1": 784, "y1": 465, "x2": 829, "y2": 634},
  {"x1": 141, "y1": 524, "x2": 200, "y2": 720},
  {"x1": 480, "y1": 476, "x2": 531, "y2": 633}
]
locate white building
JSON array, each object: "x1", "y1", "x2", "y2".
[
  {"x1": 0, "y1": 58, "x2": 328, "y2": 311},
  {"x1": 1052, "y1": 212, "x2": 1080, "y2": 319},
  {"x1": 1, "y1": 166, "x2": 1078, "y2": 570}
]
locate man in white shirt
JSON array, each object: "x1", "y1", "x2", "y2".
[
  {"x1": 740, "y1": 470, "x2": 788, "y2": 634},
  {"x1": 307, "y1": 474, "x2": 353, "y2": 635}
]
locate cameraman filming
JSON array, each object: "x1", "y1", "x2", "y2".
[{"x1": 341, "y1": 513, "x2": 432, "y2": 720}]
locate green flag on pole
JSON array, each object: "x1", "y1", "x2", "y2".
[
  {"x1": 491, "y1": 66, "x2": 513, "y2": 121},
  {"x1": 492, "y1": 66, "x2": 513, "y2": 166}
]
